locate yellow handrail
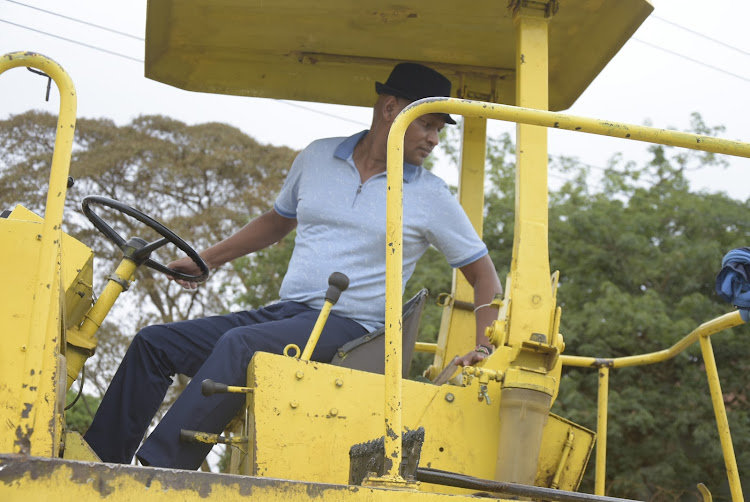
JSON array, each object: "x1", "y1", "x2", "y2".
[
  {"x1": 560, "y1": 311, "x2": 745, "y2": 499},
  {"x1": 568, "y1": 315, "x2": 746, "y2": 501},
  {"x1": 0, "y1": 52, "x2": 77, "y2": 235},
  {"x1": 386, "y1": 97, "x2": 750, "y2": 491},
  {"x1": 560, "y1": 310, "x2": 745, "y2": 368},
  {"x1": 0, "y1": 52, "x2": 77, "y2": 456}
]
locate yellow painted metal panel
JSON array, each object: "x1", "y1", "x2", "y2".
[
  {"x1": 509, "y1": 7, "x2": 554, "y2": 351},
  {"x1": 145, "y1": 0, "x2": 652, "y2": 111},
  {"x1": 5, "y1": 205, "x2": 95, "y2": 331},
  {"x1": 4, "y1": 205, "x2": 95, "y2": 393},
  {"x1": 247, "y1": 352, "x2": 593, "y2": 494},
  {"x1": 61, "y1": 432, "x2": 101, "y2": 462},
  {"x1": 0, "y1": 454, "x2": 538, "y2": 502},
  {"x1": 0, "y1": 217, "x2": 45, "y2": 453},
  {"x1": 0, "y1": 207, "x2": 94, "y2": 455},
  {"x1": 535, "y1": 414, "x2": 596, "y2": 490}
]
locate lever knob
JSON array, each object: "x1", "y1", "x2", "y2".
[
  {"x1": 201, "y1": 379, "x2": 228, "y2": 396},
  {"x1": 325, "y1": 272, "x2": 350, "y2": 304}
]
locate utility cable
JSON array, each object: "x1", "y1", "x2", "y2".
[
  {"x1": 4, "y1": 18, "x2": 371, "y2": 127},
  {"x1": 632, "y1": 37, "x2": 750, "y2": 84},
  {"x1": 277, "y1": 100, "x2": 369, "y2": 127},
  {"x1": 651, "y1": 15, "x2": 750, "y2": 58},
  {"x1": 6, "y1": 3, "x2": 750, "y2": 87},
  {"x1": 0, "y1": 18, "x2": 144, "y2": 63},
  {"x1": 6, "y1": 0, "x2": 144, "y2": 40},
  {"x1": 5, "y1": 8, "x2": 749, "y2": 158}
]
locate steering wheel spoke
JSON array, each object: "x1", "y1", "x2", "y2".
[
  {"x1": 143, "y1": 258, "x2": 178, "y2": 277},
  {"x1": 82, "y1": 196, "x2": 209, "y2": 283},
  {"x1": 134, "y1": 236, "x2": 171, "y2": 260}
]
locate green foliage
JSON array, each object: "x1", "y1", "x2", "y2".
[
  {"x1": 4, "y1": 110, "x2": 748, "y2": 494},
  {"x1": 478, "y1": 115, "x2": 748, "y2": 501},
  {"x1": 232, "y1": 231, "x2": 297, "y2": 309},
  {"x1": 432, "y1": 115, "x2": 750, "y2": 500},
  {"x1": 0, "y1": 111, "x2": 297, "y2": 446},
  {"x1": 65, "y1": 390, "x2": 101, "y2": 435},
  {"x1": 0, "y1": 111, "x2": 297, "y2": 327},
  {"x1": 407, "y1": 246, "x2": 453, "y2": 376}
]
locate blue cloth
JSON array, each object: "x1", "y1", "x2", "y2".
[
  {"x1": 274, "y1": 131, "x2": 488, "y2": 331},
  {"x1": 84, "y1": 302, "x2": 366, "y2": 469},
  {"x1": 716, "y1": 247, "x2": 750, "y2": 316}
]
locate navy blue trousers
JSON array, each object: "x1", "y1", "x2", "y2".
[{"x1": 84, "y1": 301, "x2": 366, "y2": 469}]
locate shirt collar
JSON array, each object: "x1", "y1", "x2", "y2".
[{"x1": 333, "y1": 130, "x2": 419, "y2": 183}]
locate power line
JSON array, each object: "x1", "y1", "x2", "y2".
[
  {"x1": 2, "y1": 18, "x2": 371, "y2": 127},
  {"x1": 651, "y1": 15, "x2": 750, "y2": 58},
  {"x1": 6, "y1": 8, "x2": 750, "y2": 133},
  {"x1": 632, "y1": 37, "x2": 750, "y2": 84},
  {"x1": 6, "y1": 0, "x2": 144, "y2": 41},
  {"x1": 0, "y1": 19, "x2": 144, "y2": 63},
  {"x1": 277, "y1": 100, "x2": 369, "y2": 127}
]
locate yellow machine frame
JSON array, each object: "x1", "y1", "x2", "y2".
[{"x1": 1, "y1": 1, "x2": 748, "y2": 501}]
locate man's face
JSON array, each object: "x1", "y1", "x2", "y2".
[{"x1": 395, "y1": 98, "x2": 446, "y2": 166}]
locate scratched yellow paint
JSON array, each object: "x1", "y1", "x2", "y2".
[{"x1": 2, "y1": 1, "x2": 747, "y2": 501}]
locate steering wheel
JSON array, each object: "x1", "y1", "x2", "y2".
[{"x1": 81, "y1": 195, "x2": 209, "y2": 283}]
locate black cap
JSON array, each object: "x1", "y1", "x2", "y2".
[{"x1": 375, "y1": 63, "x2": 456, "y2": 125}]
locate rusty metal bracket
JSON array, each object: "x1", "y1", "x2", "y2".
[
  {"x1": 179, "y1": 429, "x2": 248, "y2": 446},
  {"x1": 107, "y1": 273, "x2": 131, "y2": 292},
  {"x1": 26, "y1": 67, "x2": 52, "y2": 101}
]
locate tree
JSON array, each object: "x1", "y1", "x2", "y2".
[
  {"x1": 473, "y1": 114, "x2": 749, "y2": 501},
  {"x1": 4, "y1": 110, "x2": 747, "y2": 493},
  {"x1": 0, "y1": 111, "x2": 297, "y2": 442}
]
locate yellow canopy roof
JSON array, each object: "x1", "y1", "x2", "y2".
[{"x1": 145, "y1": 0, "x2": 653, "y2": 111}]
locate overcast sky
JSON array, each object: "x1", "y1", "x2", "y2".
[{"x1": 1, "y1": 0, "x2": 749, "y2": 200}]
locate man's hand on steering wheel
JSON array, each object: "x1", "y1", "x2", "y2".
[{"x1": 167, "y1": 256, "x2": 212, "y2": 290}]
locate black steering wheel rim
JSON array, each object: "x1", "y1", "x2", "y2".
[{"x1": 81, "y1": 195, "x2": 209, "y2": 283}]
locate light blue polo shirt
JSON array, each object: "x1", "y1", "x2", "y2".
[{"x1": 273, "y1": 130, "x2": 488, "y2": 330}]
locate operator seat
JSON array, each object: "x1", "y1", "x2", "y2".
[{"x1": 330, "y1": 289, "x2": 428, "y2": 377}]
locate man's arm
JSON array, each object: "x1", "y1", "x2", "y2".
[
  {"x1": 454, "y1": 253, "x2": 503, "y2": 366},
  {"x1": 169, "y1": 209, "x2": 297, "y2": 289}
]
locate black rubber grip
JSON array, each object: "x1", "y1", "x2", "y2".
[
  {"x1": 201, "y1": 379, "x2": 228, "y2": 396},
  {"x1": 325, "y1": 272, "x2": 350, "y2": 304}
]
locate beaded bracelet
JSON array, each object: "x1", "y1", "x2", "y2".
[{"x1": 474, "y1": 344, "x2": 493, "y2": 356}]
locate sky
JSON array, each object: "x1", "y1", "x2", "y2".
[{"x1": 1, "y1": 0, "x2": 749, "y2": 200}]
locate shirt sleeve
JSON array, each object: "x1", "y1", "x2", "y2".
[
  {"x1": 423, "y1": 182, "x2": 488, "y2": 268},
  {"x1": 273, "y1": 147, "x2": 307, "y2": 218}
]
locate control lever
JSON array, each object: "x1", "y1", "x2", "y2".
[
  {"x1": 299, "y1": 272, "x2": 349, "y2": 361},
  {"x1": 180, "y1": 429, "x2": 248, "y2": 446},
  {"x1": 201, "y1": 378, "x2": 253, "y2": 396}
]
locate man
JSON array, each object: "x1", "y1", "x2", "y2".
[{"x1": 84, "y1": 62, "x2": 502, "y2": 470}]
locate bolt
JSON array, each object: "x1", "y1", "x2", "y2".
[
  {"x1": 330, "y1": 408, "x2": 338, "y2": 416},
  {"x1": 295, "y1": 371, "x2": 304, "y2": 380},
  {"x1": 445, "y1": 393, "x2": 455, "y2": 403},
  {"x1": 335, "y1": 379, "x2": 344, "y2": 387},
  {"x1": 290, "y1": 400, "x2": 299, "y2": 409},
  {"x1": 21, "y1": 345, "x2": 27, "y2": 352},
  {"x1": 36, "y1": 234, "x2": 42, "y2": 240}
]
